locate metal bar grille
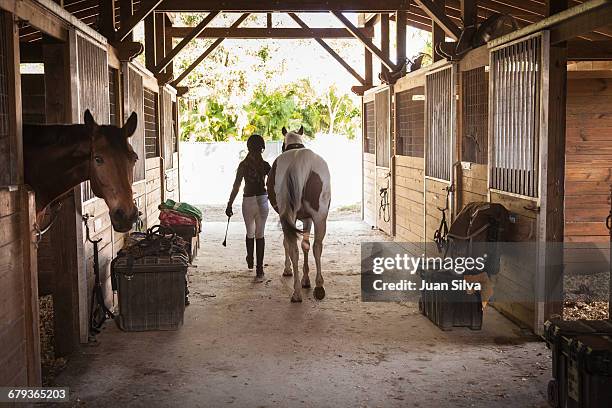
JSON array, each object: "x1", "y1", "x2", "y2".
[
  {"x1": 163, "y1": 89, "x2": 174, "y2": 169},
  {"x1": 127, "y1": 65, "x2": 146, "y2": 182},
  {"x1": 109, "y1": 68, "x2": 119, "y2": 126},
  {"x1": 461, "y1": 67, "x2": 488, "y2": 164},
  {"x1": 375, "y1": 88, "x2": 390, "y2": 167},
  {"x1": 426, "y1": 66, "x2": 454, "y2": 181},
  {"x1": 490, "y1": 36, "x2": 541, "y2": 197},
  {"x1": 77, "y1": 34, "x2": 109, "y2": 203},
  {"x1": 364, "y1": 101, "x2": 375, "y2": 154},
  {"x1": 144, "y1": 88, "x2": 159, "y2": 159},
  {"x1": 396, "y1": 86, "x2": 425, "y2": 157}
]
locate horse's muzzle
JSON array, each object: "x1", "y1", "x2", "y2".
[{"x1": 111, "y1": 207, "x2": 139, "y2": 233}]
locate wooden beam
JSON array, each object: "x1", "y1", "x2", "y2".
[
  {"x1": 0, "y1": 0, "x2": 68, "y2": 41},
  {"x1": 154, "y1": 11, "x2": 220, "y2": 74},
  {"x1": 415, "y1": 0, "x2": 461, "y2": 40},
  {"x1": 165, "y1": 26, "x2": 376, "y2": 39},
  {"x1": 158, "y1": 0, "x2": 414, "y2": 12},
  {"x1": 535, "y1": 31, "x2": 567, "y2": 332},
  {"x1": 380, "y1": 13, "x2": 390, "y2": 77},
  {"x1": 567, "y1": 39, "x2": 612, "y2": 60},
  {"x1": 267, "y1": 12, "x2": 272, "y2": 28},
  {"x1": 460, "y1": 0, "x2": 477, "y2": 28},
  {"x1": 164, "y1": 14, "x2": 174, "y2": 77},
  {"x1": 546, "y1": 0, "x2": 569, "y2": 16},
  {"x1": 99, "y1": 0, "x2": 116, "y2": 39},
  {"x1": 172, "y1": 13, "x2": 249, "y2": 86},
  {"x1": 118, "y1": 0, "x2": 133, "y2": 41},
  {"x1": 288, "y1": 13, "x2": 365, "y2": 85},
  {"x1": 144, "y1": 11, "x2": 156, "y2": 71},
  {"x1": 432, "y1": 0, "x2": 445, "y2": 62},
  {"x1": 155, "y1": 12, "x2": 166, "y2": 70},
  {"x1": 115, "y1": 0, "x2": 164, "y2": 42},
  {"x1": 490, "y1": 0, "x2": 612, "y2": 47},
  {"x1": 365, "y1": 48, "x2": 373, "y2": 86},
  {"x1": 331, "y1": 11, "x2": 398, "y2": 71},
  {"x1": 396, "y1": 10, "x2": 407, "y2": 66}
]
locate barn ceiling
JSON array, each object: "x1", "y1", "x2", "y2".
[{"x1": 17, "y1": 1, "x2": 612, "y2": 44}]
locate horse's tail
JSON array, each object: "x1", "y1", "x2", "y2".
[{"x1": 279, "y1": 161, "x2": 307, "y2": 240}]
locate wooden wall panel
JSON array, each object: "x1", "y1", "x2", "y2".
[
  {"x1": 363, "y1": 153, "x2": 376, "y2": 226},
  {"x1": 394, "y1": 155, "x2": 425, "y2": 243},
  {"x1": 0, "y1": 188, "x2": 40, "y2": 386},
  {"x1": 564, "y1": 77, "x2": 612, "y2": 275}
]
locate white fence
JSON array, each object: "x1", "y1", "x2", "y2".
[{"x1": 179, "y1": 134, "x2": 363, "y2": 207}]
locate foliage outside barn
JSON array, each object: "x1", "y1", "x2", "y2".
[{"x1": 173, "y1": 13, "x2": 383, "y2": 142}]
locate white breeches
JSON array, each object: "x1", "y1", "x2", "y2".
[{"x1": 242, "y1": 194, "x2": 269, "y2": 239}]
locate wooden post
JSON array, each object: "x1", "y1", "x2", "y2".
[
  {"x1": 460, "y1": 0, "x2": 477, "y2": 28},
  {"x1": 546, "y1": 0, "x2": 569, "y2": 16},
  {"x1": 380, "y1": 13, "x2": 390, "y2": 77},
  {"x1": 395, "y1": 10, "x2": 407, "y2": 67},
  {"x1": 164, "y1": 15, "x2": 174, "y2": 78},
  {"x1": 99, "y1": 0, "x2": 116, "y2": 40},
  {"x1": 144, "y1": 10, "x2": 156, "y2": 71},
  {"x1": 536, "y1": 30, "x2": 567, "y2": 332},
  {"x1": 432, "y1": 0, "x2": 445, "y2": 62},
  {"x1": 21, "y1": 189, "x2": 41, "y2": 386},
  {"x1": 119, "y1": 0, "x2": 134, "y2": 42}
]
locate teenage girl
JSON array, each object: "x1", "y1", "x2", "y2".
[{"x1": 226, "y1": 134, "x2": 271, "y2": 278}]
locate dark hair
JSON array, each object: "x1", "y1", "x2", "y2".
[{"x1": 247, "y1": 134, "x2": 265, "y2": 153}]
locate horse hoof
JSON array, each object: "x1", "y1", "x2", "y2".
[
  {"x1": 313, "y1": 287, "x2": 326, "y2": 300},
  {"x1": 283, "y1": 270, "x2": 293, "y2": 277},
  {"x1": 291, "y1": 295, "x2": 302, "y2": 303},
  {"x1": 302, "y1": 282, "x2": 311, "y2": 289}
]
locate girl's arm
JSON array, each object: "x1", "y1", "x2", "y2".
[{"x1": 226, "y1": 165, "x2": 243, "y2": 217}]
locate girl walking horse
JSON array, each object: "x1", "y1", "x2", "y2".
[{"x1": 268, "y1": 126, "x2": 331, "y2": 302}]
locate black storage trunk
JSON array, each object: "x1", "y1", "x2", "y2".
[
  {"x1": 112, "y1": 254, "x2": 188, "y2": 331},
  {"x1": 168, "y1": 224, "x2": 199, "y2": 262},
  {"x1": 544, "y1": 319, "x2": 612, "y2": 408},
  {"x1": 419, "y1": 269, "x2": 483, "y2": 330}
]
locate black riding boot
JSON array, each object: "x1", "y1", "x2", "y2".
[
  {"x1": 245, "y1": 237, "x2": 254, "y2": 269},
  {"x1": 255, "y1": 238, "x2": 265, "y2": 277}
]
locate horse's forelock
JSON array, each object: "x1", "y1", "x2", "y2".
[{"x1": 284, "y1": 131, "x2": 303, "y2": 146}]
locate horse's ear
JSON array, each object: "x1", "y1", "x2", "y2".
[
  {"x1": 282, "y1": 127, "x2": 287, "y2": 136},
  {"x1": 84, "y1": 109, "x2": 96, "y2": 130},
  {"x1": 298, "y1": 125, "x2": 304, "y2": 135},
  {"x1": 123, "y1": 112, "x2": 138, "y2": 138}
]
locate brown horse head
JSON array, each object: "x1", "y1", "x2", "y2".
[{"x1": 85, "y1": 110, "x2": 139, "y2": 232}]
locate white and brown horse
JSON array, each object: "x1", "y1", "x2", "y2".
[
  {"x1": 267, "y1": 126, "x2": 331, "y2": 302},
  {"x1": 23, "y1": 110, "x2": 140, "y2": 232}
]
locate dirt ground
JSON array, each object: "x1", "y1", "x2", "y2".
[{"x1": 51, "y1": 210, "x2": 552, "y2": 408}]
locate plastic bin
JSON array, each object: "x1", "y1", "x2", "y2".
[
  {"x1": 544, "y1": 319, "x2": 612, "y2": 408},
  {"x1": 419, "y1": 269, "x2": 483, "y2": 330},
  {"x1": 112, "y1": 254, "x2": 188, "y2": 331}
]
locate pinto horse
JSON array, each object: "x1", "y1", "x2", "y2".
[
  {"x1": 267, "y1": 126, "x2": 331, "y2": 302},
  {"x1": 23, "y1": 110, "x2": 140, "y2": 232}
]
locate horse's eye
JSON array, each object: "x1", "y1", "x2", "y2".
[{"x1": 95, "y1": 156, "x2": 104, "y2": 165}]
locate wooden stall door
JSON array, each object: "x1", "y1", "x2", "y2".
[
  {"x1": 123, "y1": 63, "x2": 147, "y2": 226},
  {"x1": 375, "y1": 87, "x2": 392, "y2": 235},
  {"x1": 71, "y1": 30, "x2": 113, "y2": 352},
  {"x1": 424, "y1": 65, "x2": 456, "y2": 249},
  {"x1": 161, "y1": 87, "x2": 179, "y2": 203},
  {"x1": 362, "y1": 97, "x2": 376, "y2": 226}
]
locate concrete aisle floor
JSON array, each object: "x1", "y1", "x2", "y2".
[{"x1": 54, "y1": 218, "x2": 552, "y2": 408}]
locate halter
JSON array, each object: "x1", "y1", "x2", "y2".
[{"x1": 284, "y1": 143, "x2": 305, "y2": 151}]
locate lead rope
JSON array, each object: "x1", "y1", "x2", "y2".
[
  {"x1": 84, "y1": 214, "x2": 115, "y2": 335},
  {"x1": 379, "y1": 172, "x2": 391, "y2": 223},
  {"x1": 433, "y1": 185, "x2": 454, "y2": 253},
  {"x1": 34, "y1": 201, "x2": 64, "y2": 246}
]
